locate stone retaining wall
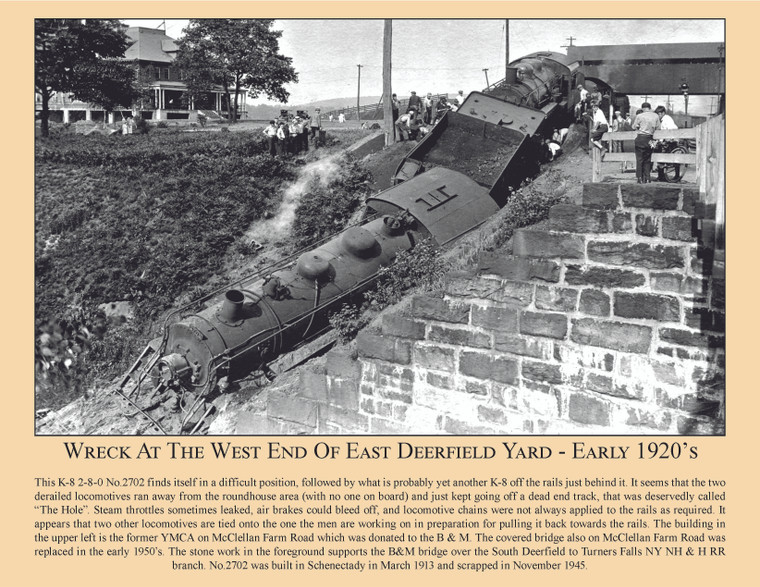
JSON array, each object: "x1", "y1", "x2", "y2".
[{"x1": 264, "y1": 182, "x2": 725, "y2": 435}]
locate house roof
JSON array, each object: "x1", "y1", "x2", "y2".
[{"x1": 124, "y1": 27, "x2": 178, "y2": 63}]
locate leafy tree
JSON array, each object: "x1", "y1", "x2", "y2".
[
  {"x1": 175, "y1": 19, "x2": 298, "y2": 122},
  {"x1": 35, "y1": 19, "x2": 138, "y2": 136}
]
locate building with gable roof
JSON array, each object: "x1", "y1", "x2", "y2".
[{"x1": 36, "y1": 26, "x2": 248, "y2": 124}]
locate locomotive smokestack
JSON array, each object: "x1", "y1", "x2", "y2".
[{"x1": 220, "y1": 290, "x2": 245, "y2": 322}]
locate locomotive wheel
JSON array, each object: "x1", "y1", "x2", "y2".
[{"x1": 658, "y1": 146, "x2": 687, "y2": 183}]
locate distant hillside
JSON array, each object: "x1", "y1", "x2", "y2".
[{"x1": 246, "y1": 96, "x2": 382, "y2": 120}]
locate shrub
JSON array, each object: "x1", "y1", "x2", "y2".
[
  {"x1": 35, "y1": 132, "x2": 301, "y2": 407},
  {"x1": 491, "y1": 171, "x2": 570, "y2": 249},
  {"x1": 156, "y1": 120, "x2": 168, "y2": 129},
  {"x1": 291, "y1": 155, "x2": 372, "y2": 248}
]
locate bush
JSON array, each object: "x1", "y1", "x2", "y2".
[
  {"x1": 156, "y1": 120, "x2": 168, "y2": 129},
  {"x1": 35, "y1": 132, "x2": 302, "y2": 408},
  {"x1": 291, "y1": 155, "x2": 372, "y2": 248},
  {"x1": 491, "y1": 172, "x2": 570, "y2": 249}
]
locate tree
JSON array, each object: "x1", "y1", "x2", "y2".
[
  {"x1": 35, "y1": 19, "x2": 138, "y2": 136},
  {"x1": 175, "y1": 19, "x2": 298, "y2": 123}
]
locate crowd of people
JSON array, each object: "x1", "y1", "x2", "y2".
[
  {"x1": 393, "y1": 90, "x2": 466, "y2": 142},
  {"x1": 263, "y1": 108, "x2": 323, "y2": 157},
  {"x1": 575, "y1": 83, "x2": 681, "y2": 183}
]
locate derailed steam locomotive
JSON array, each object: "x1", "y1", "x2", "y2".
[{"x1": 116, "y1": 52, "x2": 589, "y2": 432}]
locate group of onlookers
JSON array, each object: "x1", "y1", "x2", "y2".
[
  {"x1": 263, "y1": 109, "x2": 323, "y2": 157},
  {"x1": 577, "y1": 83, "x2": 681, "y2": 183},
  {"x1": 392, "y1": 90, "x2": 466, "y2": 142}
]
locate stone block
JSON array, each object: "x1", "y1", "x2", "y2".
[
  {"x1": 512, "y1": 229, "x2": 585, "y2": 259},
  {"x1": 370, "y1": 418, "x2": 409, "y2": 434},
  {"x1": 460, "y1": 351, "x2": 519, "y2": 384},
  {"x1": 658, "y1": 327, "x2": 723, "y2": 349},
  {"x1": 587, "y1": 241, "x2": 685, "y2": 269},
  {"x1": 635, "y1": 214, "x2": 659, "y2": 237},
  {"x1": 320, "y1": 404, "x2": 369, "y2": 432},
  {"x1": 613, "y1": 292, "x2": 680, "y2": 322},
  {"x1": 535, "y1": 286, "x2": 578, "y2": 312},
  {"x1": 477, "y1": 254, "x2": 561, "y2": 282},
  {"x1": 651, "y1": 361, "x2": 684, "y2": 387},
  {"x1": 442, "y1": 416, "x2": 497, "y2": 435},
  {"x1": 299, "y1": 370, "x2": 328, "y2": 402},
  {"x1": 563, "y1": 265, "x2": 646, "y2": 288},
  {"x1": 411, "y1": 295, "x2": 469, "y2": 324},
  {"x1": 620, "y1": 184, "x2": 680, "y2": 210},
  {"x1": 582, "y1": 183, "x2": 619, "y2": 209},
  {"x1": 611, "y1": 212, "x2": 633, "y2": 233},
  {"x1": 492, "y1": 384, "x2": 519, "y2": 410},
  {"x1": 356, "y1": 332, "x2": 411, "y2": 364},
  {"x1": 494, "y1": 333, "x2": 552, "y2": 359},
  {"x1": 626, "y1": 408, "x2": 672, "y2": 431},
  {"x1": 650, "y1": 272, "x2": 682, "y2": 293},
  {"x1": 547, "y1": 204, "x2": 609, "y2": 233},
  {"x1": 684, "y1": 307, "x2": 726, "y2": 333},
  {"x1": 327, "y1": 377, "x2": 360, "y2": 410},
  {"x1": 426, "y1": 372, "x2": 455, "y2": 390},
  {"x1": 414, "y1": 344, "x2": 457, "y2": 372},
  {"x1": 267, "y1": 392, "x2": 318, "y2": 428},
  {"x1": 681, "y1": 188, "x2": 699, "y2": 215},
  {"x1": 662, "y1": 216, "x2": 697, "y2": 241},
  {"x1": 465, "y1": 380, "x2": 489, "y2": 396},
  {"x1": 711, "y1": 279, "x2": 725, "y2": 309},
  {"x1": 568, "y1": 393, "x2": 612, "y2": 427},
  {"x1": 325, "y1": 347, "x2": 361, "y2": 379},
  {"x1": 520, "y1": 311, "x2": 568, "y2": 339},
  {"x1": 428, "y1": 324, "x2": 491, "y2": 349},
  {"x1": 472, "y1": 305, "x2": 519, "y2": 332},
  {"x1": 477, "y1": 405, "x2": 510, "y2": 427},
  {"x1": 571, "y1": 318, "x2": 652, "y2": 353},
  {"x1": 381, "y1": 314, "x2": 426, "y2": 340},
  {"x1": 580, "y1": 289, "x2": 611, "y2": 316},
  {"x1": 522, "y1": 360, "x2": 563, "y2": 384}
]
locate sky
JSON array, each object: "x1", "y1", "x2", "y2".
[{"x1": 122, "y1": 19, "x2": 725, "y2": 114}]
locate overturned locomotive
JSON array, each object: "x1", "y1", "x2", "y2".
[{"x1": 117, "y1": 51, "x2": 589, "y2": 432}]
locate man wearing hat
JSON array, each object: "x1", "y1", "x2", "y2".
[{"x1": 408, "y1": 91, "x2": 422, "y2": 115}]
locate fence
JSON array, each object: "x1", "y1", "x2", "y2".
[{"x1": 592, "y1": 114, "x2": 725, "y2": 251}]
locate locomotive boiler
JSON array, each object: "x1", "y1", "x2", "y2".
[{"x1": 116, "y1": 51, "x2": 590, "y2": 433}]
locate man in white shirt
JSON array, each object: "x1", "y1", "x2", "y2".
[
  {"x1": 655, "y1": 106, "x2": 678, "y2": 130},
  {"x1": 589, "y1": 102, "x2": 609, "y2": 150}
]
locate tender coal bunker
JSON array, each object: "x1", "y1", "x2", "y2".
[{"x1": 422, "y1": 122, "x2": 523, "y2": 186}]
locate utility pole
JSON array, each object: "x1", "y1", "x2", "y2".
[
  {"x1": 483, "y1": 68, "x2": 490, "y2": 89},
  {"x1": 505, "y1": 19, "x2": 510, "y2": 72},
  {"x1": 383, "y1": 20, "x2": 393, "y2": 146},
  {"x1": 356, "y1": 64, "x2": 362, "y2": 123}
]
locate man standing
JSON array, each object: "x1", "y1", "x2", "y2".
[
  {"x1": 310, "y1": 108, "x2": 322, "y2": 147},
  {"x1": 408, "y1": 91, "x2": 422, "y2": 115},
  {"x1": 423, "y1": 93, "x2": 433, "y2": 124},
  {"x1": 263, "y1": 120, "x2": 278, "y2": 156},
  {"x1": 632, "y1": 102, "x2": 661, "y2": 183}
]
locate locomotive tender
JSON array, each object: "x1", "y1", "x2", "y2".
[{"x1": 117, "y1": 52, "x2": 587, "y2": 428}]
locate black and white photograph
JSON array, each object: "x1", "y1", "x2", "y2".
[{"x1": 34, "y1": 18, "x2": 725, "y2": 437}]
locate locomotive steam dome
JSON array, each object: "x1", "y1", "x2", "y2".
[
  {"x1": 296, "y1": 250, "x2": 332, "y2": 280},
  {"x1": 341, "y1": 226, "x2": 380, "y2": 258}
]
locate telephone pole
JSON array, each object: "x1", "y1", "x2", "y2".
[
  {"x1": 505, "y1": 20, "x2": 510, "y2": 72},
  {"x1": 356, "y1": 64, "x2": 362, "y2": 122},
  {"x1": 383, "y1": 20, "x2": 393, "y2": 145}
]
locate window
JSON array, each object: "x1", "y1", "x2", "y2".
[{"x1": 163, "y1": 68, "x2": 171, "y2": 81}]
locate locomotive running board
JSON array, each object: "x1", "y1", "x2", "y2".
[{"x1": 266, "y1": 329, "x2": 339, "y2": 377}]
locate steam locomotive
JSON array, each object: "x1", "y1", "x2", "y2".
[{"x1": 116, "y1": 52, "x2": 589, "y2": 431}]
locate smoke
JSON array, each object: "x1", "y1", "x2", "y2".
[{"x1": 247, "y1": 155, "x2": 342, "y2": 244}]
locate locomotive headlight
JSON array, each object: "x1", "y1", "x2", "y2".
[{"x1": 157, "y1": 353, "x2": 191, "y2": 384}]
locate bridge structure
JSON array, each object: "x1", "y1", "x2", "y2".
[{"x1": 567, "y1": 42, "x2": 725, "y2": 107}]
